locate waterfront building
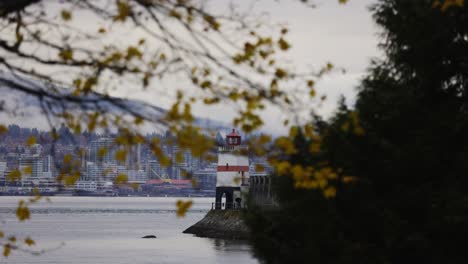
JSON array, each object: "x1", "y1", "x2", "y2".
[
  {"x1": 127, "y1": 169, "x2": 146, "y2": 183},
  {"x1": 74, "y1": 181, "x2": 98, "y2": 192},
  {"x1": 17, "y1": 153, "x2": 53, "y2": 180}
]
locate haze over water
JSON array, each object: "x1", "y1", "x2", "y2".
[{"x1": 0, "y1": 197, "x2": 258, "y2": 264}]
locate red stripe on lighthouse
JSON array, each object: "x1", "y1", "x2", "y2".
[{"x1": 217, "y1": 165, "x2": 249, "y2": 172}]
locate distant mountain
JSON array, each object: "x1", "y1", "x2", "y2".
[{"x1": 0, "y1": 71, "x2": 230, "y2": 132}]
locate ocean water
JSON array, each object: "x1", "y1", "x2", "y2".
[{"x1": 0, "y1": 196, "x2": 259, "y2": 264}]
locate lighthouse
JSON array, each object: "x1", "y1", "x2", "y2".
[{"x1": 215, "y1": 129, "x2": 249, "y2": 209}]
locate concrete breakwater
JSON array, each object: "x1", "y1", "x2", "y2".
[{"x1": 183, "y1": 210, "x2": 249, "y2": 240}]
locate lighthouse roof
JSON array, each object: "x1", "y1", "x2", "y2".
[{"x1": 227, "y1": 129, "x2": 240, "y2": 137}]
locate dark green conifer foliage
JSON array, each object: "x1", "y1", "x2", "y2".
[{"x1": 246, "y1": 1, "x2": 468, "y2": 263}]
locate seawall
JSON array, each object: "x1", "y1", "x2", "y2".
[{"x1": 183, "y1": 210, "x2": 249, "y2": 240}]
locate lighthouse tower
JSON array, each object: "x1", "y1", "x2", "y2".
[{"x1": 215, "y1": 129, "x2": 249, "y2": 209}]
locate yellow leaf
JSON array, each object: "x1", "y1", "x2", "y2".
[
  {"x1": 304, "y1": 124, "x2": 314, "y2": 138},
  {"x1": 23, "y1": 166, "x2": 32, "y2": 175},
  {"x1": 255, "y1": 164, "x2": 265, "y2": 172},
  {"x1": 98, "y1": 147, "x2": 108, "y2": 159},
  {"x1": 291, "y1": 165, "x2": 305, "y2": 180},
  {"x1": 203, "y1": 15, "x2": 220, "y2": 30},
  {"x1": 191, "y1": 178, "x2": 198, "y2": 188},
  {"x1": 26, "y1": 136, "x2": 36, "y2": 146},
  {"x1": 175, "y1": 152, "x2": 184, "y2": 163},
  {"x1": 275, "y1": 161, "x2": 291, "y2": 175},
  {"x1": 131, "y1": 182, "x2": 139, "y2": 190},
  {"x1": 115, "y1": 174, "x2": 128, "y2": 185},
  {"x1": 63, "y1": 154, "x2": 72, "y2": 164},
  {"x1": 58, "y1": 49, "x2": 73, "y2": 61},
  {"x1": 169, "y1": 9, "x2": 182, "y2": 19},
  {"x1": 0, "y1": 125, "x2": 7, "y2": 134},
  {"x1": 24, "y1": 237, "x2": 35, "y2": 246},
  {"x1": 342, "y1": 176, "x2": 358, "y2": 183},
  {"x1": 3, "y1": 244, "x2": 10, "y2": 257},
  {"x1": 126, "y1": 46, "x2": 142, "y2": 60},
  {"x1": 275, "y1": 137, "x2": 296, "y2": 154},
  {"x1": 275, "y1": 68, "x2": 288, "y2": 79},
  {"x1": 323, "y1": 186, "x2": 336, "y2": 198},
  {"x1": 7, "y1": 170, "x2": 21, "y2": 182},
  {"x1": 278, "y1": 37, "x2": 290, "y2": 50},
  {"x1": 61, "y1": 9, "x2": 72, "y2": 21},
  {"x1": 134, "y1": 116, "x2": 144, "y2": 125},
  {"x1": 115, "y1": 149, "x2": 127, "y2": 162},
  {"x1": 114, "y1": 0, "x2": 131, "y2": 22},
  {"x1": 16, "y1": 202, "x2": 30, "y2": 221},
  {"x1": 176, "y1": 200, "x2": 193, "y2": 218},
  {"x1": 64, "y1": 175, "x2": 79, "y2": 186},
  {"x1": 439, "y1": 0, "x2": 465, "y2": 11},
  {"x1": 233, "y1": 176, "x2": 241, "y2": 185},
  {"x1": 309, "y1": 88, "x2": 316, "y2": 97},
  {"x1": 309, "y1": 142, "x2": 321, "y2": 154}
]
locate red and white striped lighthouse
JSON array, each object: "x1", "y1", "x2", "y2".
[{"x1": 215, "y1": 129, "x2": 249, "y2": 209}]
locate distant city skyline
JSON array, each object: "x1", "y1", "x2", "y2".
[{"x1": 0, "y1": 124, "x2": 271, "y2": 196}]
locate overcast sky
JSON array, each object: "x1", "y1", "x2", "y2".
[
  {"x1": 2, "y1": 0, "x2": 381, "y2": 135},
  {"x1": 128, "y1": 0, "x2": 381, "y2": 134},
  {"x1": 195, "y1": 0, "x2": 381, "y2": 134}
]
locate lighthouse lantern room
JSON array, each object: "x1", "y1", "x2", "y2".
[{"x1": 215, "y1": 129, "x2": 249, "y2": 209}]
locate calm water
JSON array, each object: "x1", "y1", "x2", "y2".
[{"x1": 0, "y1": 197, "x2": 258, "y2": 264}]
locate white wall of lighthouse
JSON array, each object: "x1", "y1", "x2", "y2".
[{"x1": 216, "y1": 152, "x2": 249, "y2": 187}]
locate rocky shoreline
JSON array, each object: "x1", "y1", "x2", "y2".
[{"x1": 183, "y1": 210, "x2": 249, "y2": 240}]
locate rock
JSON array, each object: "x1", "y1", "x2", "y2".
[
  {"x1": 183, "y1": 210, "x2": 249, "y2": 240},
  {"x1": 142, "y1": 235, "x2": 157, "y2": 238}
]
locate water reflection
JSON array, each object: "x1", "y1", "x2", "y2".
[{"x1": 212, "y1": 238, "x2": 253, "y2": 252}]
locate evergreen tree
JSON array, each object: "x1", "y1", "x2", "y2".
[{"x1": 246, "y1": 1, "x2": 468, "y2": 263}]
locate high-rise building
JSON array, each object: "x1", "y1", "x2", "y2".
[
  {"x1": 88, "y1": 138, "x2": 115, "y2": 164},
  {"x1": 42, "y1": 155, "x2": 53, "y2": 178},
  {"x1": 126, "y1": 143, "x2": 141, "y2": 170},
  {"x1": 0, "y1": 161, "x2": 6, "y2": 183},
  {"x1": 85, "y1": 162, "x2": 104, "y2": 181}
]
